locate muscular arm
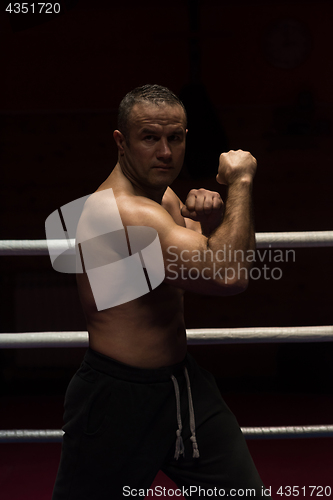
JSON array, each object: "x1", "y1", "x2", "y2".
[
  {"x1": 119, "y1": 150, "x2": 257, "y2": 296},
  {"x1": 205, "y1": 176, "x2": 255, "y2": 288}
]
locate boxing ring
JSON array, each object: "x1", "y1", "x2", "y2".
[{"x1": 1, "y1": 231, "x2": 332, "y2": 445}]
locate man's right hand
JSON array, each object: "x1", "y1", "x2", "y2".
[{"x1": 216, "y1": 150, "x2": 257, "y2": 186}]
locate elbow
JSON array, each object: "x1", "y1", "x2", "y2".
[
  {"x1": 210, "y1": 265, "x2": 249, "y2": 296},
  {"x1": 219, "y1": 276, "x2": 249, "y2": 296},
  {"x1": 205, "y1": 280, "x2": 248, "y2": 297},
  {"x1": 227, "y1": 277, "x2": 249, "y2": 295}
]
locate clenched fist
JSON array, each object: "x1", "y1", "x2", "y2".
[
  {"x1": 181, "y1": 188, "x2": 224, "y2": 232},
  {"x1": 216, "y1": 150, "x2": 257, "y2": 186}
]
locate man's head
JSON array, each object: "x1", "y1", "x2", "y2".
[
  {"x1": 117, "y1": 84, "x2": 187, "y2": 141},
  {"x1": 113, "y1": 85, "x2": 187, "y2": 199}
]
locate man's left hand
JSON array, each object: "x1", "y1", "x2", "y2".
[{"x1": 181, "y1": 189, "x2": 224, "y2": 236}]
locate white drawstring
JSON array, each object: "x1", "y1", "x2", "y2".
[
  {"x1": 171, "y1": 368, "x2": 200, "y2": 460},
  {"x1": 184, "y1": 367, "x2": 200, "y2": 458}
]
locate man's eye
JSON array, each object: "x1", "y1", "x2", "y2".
[
  {"x1": 145, "y1": 135, "x2": 156, "y2": 141},
  {"x1": 169, "y1": 135, "x2": 180, "y2": 141}
]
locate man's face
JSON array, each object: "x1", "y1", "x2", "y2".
[{"x1": 119, "y1": 102, "x2": 187, "y2": 194}]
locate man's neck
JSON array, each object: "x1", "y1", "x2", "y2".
[{"x1": 114, "y1": 162, "x2": 167, "y2": 204}]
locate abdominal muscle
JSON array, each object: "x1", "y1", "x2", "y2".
[{"x1": 77, "y1": 273, "x2": 187, "y2": 369}]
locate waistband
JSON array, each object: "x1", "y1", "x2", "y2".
[{"x1": 83, "y1": 348, "x2": 188, "y2": 383}]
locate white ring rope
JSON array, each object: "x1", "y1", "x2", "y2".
[
  {"x1": 186, "y1": 326, "x2": 333, "y2": 344},
  {"x1": 0, "y1": 430, "x2": 63, "y2": 442},
  {"x1": 0, "y1": 332, "x2": 89, "y2": 349},
  {"x1": 255, "y1": 231, "x2": 333, "y2": 248},
  {"x1": 0, "y1": 231, "x2": 333, "y2": 255},
  {"x1": 0, "y1": 239, "x2": 73, "y2": 256},
  {"x1": 1, "y1": 425, "x2": 333, "y2": 443},
  {"x1": 241, "y1": 425, "x2": 333, "y2": 439},
  {"x1": 0, "y1": 326, "x2": 332, "y2": 349}
]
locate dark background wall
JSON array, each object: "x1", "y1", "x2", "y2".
[{"x1": 0, "y1": 0, "x2": 332, "y2": 392}]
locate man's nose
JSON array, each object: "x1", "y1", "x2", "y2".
[{"x1": 157, "y1": 138, "x2": 172, "y2": 159}]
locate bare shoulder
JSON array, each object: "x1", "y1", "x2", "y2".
[
  {"x1": 76, "y1": 187, "x2": 126, "y2": 241},
  {"x1": 77, "y1": 187, "x2": 177, "y2": 241},
  {"x1": 117, "y1": 192, "x2": 173, "y2": 228}
]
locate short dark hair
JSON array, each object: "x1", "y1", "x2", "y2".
[{"x1": 117, "y1": 84, "x2": 187, "y2": 138}]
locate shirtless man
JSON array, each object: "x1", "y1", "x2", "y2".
[{"x1": 52, "y1": 85, "x2": 270, "y2": 500}]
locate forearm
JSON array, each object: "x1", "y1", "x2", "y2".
[{"x1": 206, "y1": 178, "x2": 255, "y2": 274}]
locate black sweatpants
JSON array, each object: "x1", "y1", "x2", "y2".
[{"x1": 52, "y1": 349, "x2": 270, "y2": 499}]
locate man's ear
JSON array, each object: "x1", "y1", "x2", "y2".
[{"x1": 113, "y1": 130, "x2": 126, "y2": 155}]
